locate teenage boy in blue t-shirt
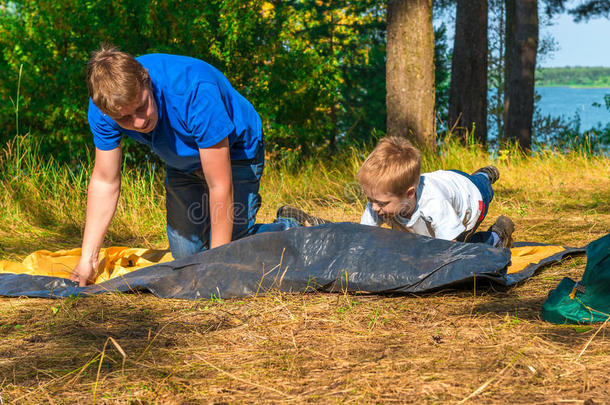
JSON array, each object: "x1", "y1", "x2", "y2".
[{"x1": 71, "y1": 45, "x2": 295, "y2": 286}]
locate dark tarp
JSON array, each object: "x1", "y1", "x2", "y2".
[{"x1": 0, "y1": 223, "x2": 585, "y2": 300}]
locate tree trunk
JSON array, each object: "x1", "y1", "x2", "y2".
[
  {"x1": 448, "y1": 0, "x2": 488, "y2": 145},
  {"x1": 502, "y1": 0, "x2": 515, "y2": 139},
  {"x1": 489, "y1": 0, "x2": 506, "y2": 140},
  {"x1": 386, "y1": 0, "x2": 436, "y2": 150},
  {"x1": 329, "y1": 8, "x2": 338, "y2": 151},
  {"x1": 504, "y1": 0, "x2": 537, "y2": 150}
]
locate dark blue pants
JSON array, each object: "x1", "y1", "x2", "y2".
[
  {"x1": 451, "y1": 170, "x2": 496, "y2": 245},
  {"x1": 164, "y1": 142, "x2": 298, "y2": 259}
]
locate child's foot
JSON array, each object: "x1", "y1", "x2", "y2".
[
  {"x1": 276, "y1": 205, "x2": 331, "y2": 227},
  {"x1": 472, "y1": 166, "x2": 500, "y2": 184},
  {"x1": 488, "y1": 215, "x2": 515, "y2": 248}
]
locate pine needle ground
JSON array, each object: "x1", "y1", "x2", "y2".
[{"x1": 0, "y1": 138, "x2": 609, "y2": 403}]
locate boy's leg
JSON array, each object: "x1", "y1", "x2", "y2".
[
  {"x1": 467, "y1": 171, "x2": 495, "y2": 212},
  {"x1": 452, "y1": 168, "x2": 495, "y2": 244},
  {"x1": 253, "y1": 216, "x2": 301, "y2": 233},
  {"x1": 276, "y1": 205, "x2": 331, "y2": 226},
  {"x1": 230, "y1": 142, "x2": 265, "y2": 240},
  {"x1": 231, "y1": 141, "x2": 300, "y2": 238},
  {"x1": 166, "y1": 141, "x2": 301, "y2": 260},
  {"x1": 461, "y1": 230, "x2": 496, "y2": 245},
  {"x1": 454, "y1": 167, "x2": 514, "y2": 247},
  {"x1": 449, "y1": 169, "x2": 494, "y2": 220},
  {"x1": 472, "y1": 166, "x2": 499, "y2": 184},
  {"x1": 165, "y1": 166, "x2": 211, "y2": 259},
  {"x1": 469, "y1": 167, "x2": 514, "y2": 247},
  {"x1": 457, "y1": 216, "x2": 514, "y2": 247}
]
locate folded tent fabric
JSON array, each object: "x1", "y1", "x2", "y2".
[
  {"x1": 0, "y1": 234, "x2": 573, "y2": 284},
  {"x1": 0, "y1": 247, "x2": 173, "y2": 284},
  {"x1": 0, "y1": 223, "x2": 587, "y2": 299},
  {"x1": 506, "y1": 245, "x2": 566, "y2": 274}
]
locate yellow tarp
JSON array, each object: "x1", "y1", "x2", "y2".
[
  {"x1": 0, "y1": 244, "x2": 565, "y2": 284},
  {"x1": 506, "y1": 245, "x2": 565, "y2": 274},
  {"x1": 0, "y1": 247, "x2": 173, "y2": 284}
]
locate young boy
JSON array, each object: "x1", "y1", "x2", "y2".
[
  {"x1": 355, "y1": 136, "x2": 514, "y2": 247},
  {"x1": 279, "y1": 136, "x2": 514, "y2": 248}
]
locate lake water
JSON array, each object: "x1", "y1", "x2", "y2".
[{"x1": 536, "y1": 87, "x2": 610, "y2": 130}]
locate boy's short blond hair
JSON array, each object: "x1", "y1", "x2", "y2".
[
  {"x1": 357, "y1": 136, "x2": 422, "y2": 196},
  {"x1": 86, "y1": 44, "x2": 150, "y2": 116}
]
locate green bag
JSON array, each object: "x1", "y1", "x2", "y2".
[{"x1": 541, "y1": 233, "x2": 610, "y2": 324}]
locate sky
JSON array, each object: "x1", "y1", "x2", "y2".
[
  {"x1": 436, "y1": 8, "x2": 610, "y2": 69},
  {"x1": 541, "y1": 12, "x2": 610, "y2": 68}
]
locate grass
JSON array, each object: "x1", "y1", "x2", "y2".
[{"x1": 0, "y1": 135, "x2": 609, "y2": 403}]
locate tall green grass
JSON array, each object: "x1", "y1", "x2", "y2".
[
  {"x1": 1, "y1": 133, "x2": 608, "y2": 260},
  {"x1": 0, "y1": 136, "x2": 166, "y2": 257},
  {"x1": 260, "y1": 134, "x2": 608, "y2": 219}
]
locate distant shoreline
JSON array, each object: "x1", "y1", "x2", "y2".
[
  {"x1": 536, "y1": 67, "x2": 610, "y2": 89},
  {"x1": 535, "y1": 85, "x2": 610, "y2": 89}
]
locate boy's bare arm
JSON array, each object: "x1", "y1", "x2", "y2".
[
  {"x1": 199, "y1": 138, "x2": 233, "y2": 249},
  {"x1": 71, "y1": 147, "x2": 122, "y2": 286}
]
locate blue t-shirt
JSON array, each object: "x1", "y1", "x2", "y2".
[{"x1": 88, "y1": 54, "x2": 263, "y2": 172}]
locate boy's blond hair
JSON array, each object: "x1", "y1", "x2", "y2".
[
  {"x1": 86, "y1": 44, "x2": 150, "y2": 116},
  {"x1": 357, "y1": 136, "x2": 422, "y2": 196}
]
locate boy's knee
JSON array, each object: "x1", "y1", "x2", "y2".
[{"x1": 166, "y1": 224, "x2": 208, "y2": 259}]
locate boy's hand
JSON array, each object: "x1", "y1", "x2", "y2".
[{"x1": 70, "y1": 258, "x2": 97, "y2": 287}]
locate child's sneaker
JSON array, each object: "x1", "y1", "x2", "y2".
[
  {"x1": 276, "y1": 206, "x2": 331, "y2": 227},
  {"x1": 472, "y1": 166, "x2": 500, "y2": 184},
  {"x1": 488, "y1": 215, "x2": 515, "y2": 248}
]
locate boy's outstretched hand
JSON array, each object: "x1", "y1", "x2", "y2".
[{"x1": 70, "y1": 258, "x2": 97, "y2": 287}]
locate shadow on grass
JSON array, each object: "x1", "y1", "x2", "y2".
[
  {"x1": 471, "y1": 291, "x2": 545, "y2": 319},
  {"x1": 0, "y1": 294, "x2": 243, "y2": 394},
  {"x1": 554, "y1": 192, "x2": 610, "y2": 214},
  {"x1": 470, "y1": 291, "x2": 604, "y2": 347}
]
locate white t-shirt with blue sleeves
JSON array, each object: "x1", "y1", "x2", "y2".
[
  {"x1": 88, "y1": 53, "x2": 262, "y2": 172},
  {"x1": 360, "y1": 170, "x2": 484, "y2": 240}
]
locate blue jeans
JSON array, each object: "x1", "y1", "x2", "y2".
[
  {"x1": 165, "y1": 142, "x2": 298, "y2": 259},
  {"x1": 451, "y1": 170, "x2": 495, "y2": 245}
]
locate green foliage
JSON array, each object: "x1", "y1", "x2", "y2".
[
  {"x1": 0, "y1": 0, "x2": 390, "y2": 163},
  {"x1": 536, "y1": 67, "x2": 610, "y2": 88},
  {"x1": 2, "y1": 0, "x2": 600, "y2": 162},
  {"x1": 0, "y1": 0, "x2": 460, "y2": 163},
  {"x1": 262, "y1": 0, "x2": 387, "y2": 151},
  {"x1": 0, "y1": 0, "x2": 288, "y2": 162}
]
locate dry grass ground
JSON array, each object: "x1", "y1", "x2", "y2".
[{"x1": 0, "y1": 139, "x2": 609, "y2": 403}]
